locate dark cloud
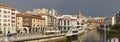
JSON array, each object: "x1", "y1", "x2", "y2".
[{"x1": 0, "y1": 0, "x2": 120, "y2": 17}]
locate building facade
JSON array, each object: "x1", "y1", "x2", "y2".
[
  {"x1": 114, "y1": 11, "x2": 120, "y2": 24},
  {"x1": 57, "y1": 15, "x2": 77, "y2": 33},
  {"x1": 26, "y1": 8, "x2": 58, "y2": 31},
  {"x1": 76, "y1": 11, "x2": 88, "y2": 28},
  {"x1": 88, "y1": 17, "x2": 106, "y2": 28},
  {"x1": 108, "y1": 17, "x2": 112, "y2": 26},
  {"x1": 0, "y1": 3, "x2": 17, "y2": 35},
  {"x1": 16, "y1": 13, "x2": 45, "y2": 34}
]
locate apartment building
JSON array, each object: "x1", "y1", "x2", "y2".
[
  {"x1": 26, "y1": 8, "x2": 58, "y2": 31},
  {"x1": 114, "y1": 11, "x2": 120, "y2": 24},
  {"x1": 16, "y1": 13, "x2": 45, "y2": 34},
  {"x1": 0, "y1": 3, "x2": 17, "y2": 35},
  {"x1": 88, "y1": 17, "x2": 106, "y2": 28}
]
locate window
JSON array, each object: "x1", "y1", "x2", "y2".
[
  {"x1": 8, "y1": 23, "x2": 10, "y2": 25},
  {"x1": 11, "y1": 13, "x2": 15, "y2": 14},
  {"x1": 77, "y1": 21, "x2": 79, "y2": 25},
  {"x1": 4, "y1": 24, "x2": 7, "y2": 26},
  {"x1": 44, "y1": 21, "x2": 45, "y2": 23},
  {"x1": 33, "y1": 24, "x2": 35, "y2": 26},
  {"x1": 3, "y1": 19, "x2": 7, "y2": 22},
  {"x1": 41, "y1": 21, "x2": 42, "y2": 23},
  {"x1": 64, "y1": 27, "x2": 66, "y2": 30},
  {"x1": 34, "y1": 20, "x2": 35, "y2": 22},
  {"x1": 38, "y1": 20, "x2": 39, "y2": 22},
  {"x1": 3, "y1": 15, "x2": 7, "y2": 18},
  {"x1": 0, "y1": 10, "x2": 1, "y2": 12},
  {"x1": 68, "y1": 20, "x2": 69, "y2": 25},
  {"x1": 8, "y1": 31, "x2": 10, "y2": 33},
  {"x1": 8, "y1": 19, "x2": 10, "y2": 21},
  {"x1": 18, "y1": 23, "x2": 19, "y2": 25},
  {"x1": 8, "y1": 11, "x2": 10, "y2": 13},
  {"x1": 58, "y1": 21, "x2": 60, "y2": 25},
  {"x1": 3, "y1": 11, "x2": 7, "y2": 14},
  {"x1": 64, "y1": 20, "x2": 66, "y2": 25}
]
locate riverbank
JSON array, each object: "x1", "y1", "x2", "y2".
[
  {"x1": 24, "y1": 36, "x2": 67, "y2": 42},
  {"x1": 24, "y1": 29, "x2": 86, "y2": 42}
]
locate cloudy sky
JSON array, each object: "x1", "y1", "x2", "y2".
[{"x1": 0, "y1": 0, "x2": 120, "y2": 17}]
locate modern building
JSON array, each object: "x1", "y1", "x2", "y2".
[
  {"x1": 16, "y1": 13, "x2": 45, "y2": 34},
  {"x1": 0, "y1": 3, "x2": 17, "y2": 35}
]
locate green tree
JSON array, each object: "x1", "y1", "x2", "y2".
[{"x1": 107, "y1": 24, "x2": 120, "y2": 38}]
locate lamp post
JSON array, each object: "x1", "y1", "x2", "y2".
[{"x1": 104, "y1": 24, "x2": 106, "y2": 42}]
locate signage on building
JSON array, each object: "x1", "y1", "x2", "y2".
[{"x1": 111, "y1": 38, "x2": 119, "y2": 42}]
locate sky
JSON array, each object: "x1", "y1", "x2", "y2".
[{"x1": 0, "y1": 0, "x2": 120, "y2": 17}]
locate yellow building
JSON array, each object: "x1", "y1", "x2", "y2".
[
  {"x1": 16, "y1": 13, "x2": 46, "y2": 34},
  {"x1": 31, "y1": 15, "x2": 46, "y2": 32}
]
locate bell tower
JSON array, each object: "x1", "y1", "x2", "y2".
[{"x1": 77, "y1": 10, "x2": 82, "y2": 19}]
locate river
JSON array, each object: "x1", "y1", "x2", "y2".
[
  {"x1": 66, "y1": 29, "x2": 105, "y2": 42},
  {"x1": 24, "y1": 29, "x2": 105, "y2": 42}
]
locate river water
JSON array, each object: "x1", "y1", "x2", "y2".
[
  {"x1": 66, "y1": 29, "x2": 105, "y2": 42},
  {"x1": 24, "y1": 29, "x2": 105, "y2": 42}
]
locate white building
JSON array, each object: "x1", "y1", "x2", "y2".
[
  {"x1": 112, "y1": 16, "x2": 115, "y2": 25},
  {"x1": 57, "y1": 15, "x2": 78, "y2": 33},
  {"x1": 56, "y1": 11, "x2": 88, "y2": 33},
  {"x1": 0, "y1": 3, "x2": 17, "y2": 35}
]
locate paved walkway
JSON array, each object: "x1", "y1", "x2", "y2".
[{"x1": 0, "y1": 32, "x2": 65, "y2": 42}]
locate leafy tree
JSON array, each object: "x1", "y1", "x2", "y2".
[{"x1": 107, "y1": 24, "x2": 120, "y2": 38}]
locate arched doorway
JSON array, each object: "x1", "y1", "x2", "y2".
[
  {"x1": 36, "y1": 28, "x2": 38, "y2": 32},
  {"x1": 33, "y1": 28, "x2": 35, "y2": 32},
  {"x1": 24, "y1": 28, "x2": 27, "y2": 33},
  {"x1": 0, "y1": 31, "x2": 2, "y2": 34}
]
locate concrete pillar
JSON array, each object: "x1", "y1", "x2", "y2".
[{"x1": 27, "y1": 28, "x2": 29, "y2": 34}]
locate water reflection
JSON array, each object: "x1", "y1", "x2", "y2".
[
  {"x1": 24, "y1": 29, "x2": 104, "y2": 42},
  {"x1": 66, "y1": 29, "x2": 104, "y2": 42}
]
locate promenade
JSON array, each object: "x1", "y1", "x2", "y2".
[{"x1": 0, "y1": 32, "x2": 65, "y2": 42}]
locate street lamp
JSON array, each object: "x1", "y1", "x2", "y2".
[{"x1": 104, "y1": 24, "x2": 106, "y2": 42}]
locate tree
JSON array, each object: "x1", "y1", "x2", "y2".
[{"x1": 107, "y1": 24, "x2": 120, "y2": 38}]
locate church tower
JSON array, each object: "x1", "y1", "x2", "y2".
[{"x1": 77, "y1": 10, "x2": 82, "y2": 19}]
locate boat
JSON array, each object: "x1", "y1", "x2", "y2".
[{"x1": 66, "y1": 28, "x2": 84, "y2": 37}]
